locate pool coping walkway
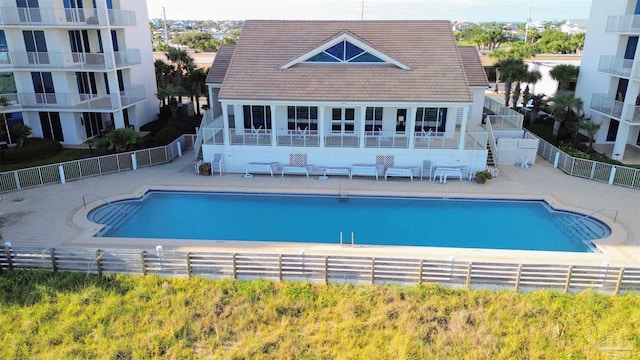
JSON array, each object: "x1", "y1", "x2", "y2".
[{"x1": 1, "y1": 150, "x2": 638, "y2": 267}]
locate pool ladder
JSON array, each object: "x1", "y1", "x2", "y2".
[{"x1": 339, "y1": 232, "x2": 354, "y2": 247}]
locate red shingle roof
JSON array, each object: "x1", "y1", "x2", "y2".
[{"x1": 217, "y1": 20, "x2": 476, "y2": 103}]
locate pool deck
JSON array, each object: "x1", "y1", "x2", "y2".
[{"x1": 1, "y1": 150, "x2": 639, "y2": 267}]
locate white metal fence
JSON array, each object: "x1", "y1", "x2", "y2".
[
  {"x1": 0, "y1": 135, "x2": 197, "y2": 193},
  {"x1": 1, "y1": 246, "x2": 638, "y2": 295},
  {"x1": 531, "y1": 131, "x2": 640, "y2": 189}
]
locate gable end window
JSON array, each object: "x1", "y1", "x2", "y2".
[{"x1": 306, "y1": 40, "x2": 384, "y2": 63}]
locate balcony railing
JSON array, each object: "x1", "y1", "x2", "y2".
[
  {"x1": 276, "y1": 130, "x2": 320, "y2": 147},
  {"x1": 413, "y1": 131, "x2": 460, "y2": 149},
  {"x1": 0, "y1": 7, "x2": 136, "y2": 27},
  {"x1": 590, "y1": 93, "x2": 623, "y2": 119},
  {"x1": 229, "y1": 129, "x2": 272, "y2": 146},
  {"x1": 598, "y1": 55, "x2": 634, "y2": 77},
  {"x1": 120, "y1": 85, "x2": 146, "y2": 106},
  {"x1": 0, "y1": 86, "x2": 145, "y2": 112},
  {"x1": 606, "y1": 15, "x2": 640, "y2": 33},
  {"x1": 363, "y1": 131, "x2": 409, "y2": 149},
  {"x1": 6, "y1": 49, "x2": 141, "y2": 70}
]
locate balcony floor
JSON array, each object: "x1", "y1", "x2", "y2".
[{"x1": 592, "y1": 143, "x2": 640, "y2": 165}]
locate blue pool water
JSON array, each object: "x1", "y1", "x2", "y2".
[{"x1": 88, "y1": 191, "x2": 611, "y2": 252}]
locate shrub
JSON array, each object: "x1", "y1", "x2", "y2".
[
  {"x1": 140, "y1": 118, "x2": 169, "y2": 135},
  {"x1": 0, "y1": 138, "x2": 62, "y2": 162},
  {"x1": 153, "y1": 126, "x2": 183, "y2": 145},
  {"x1": 559, "y1": 145, "x2": 590, "y2": 159},
  {"x1": 168, "y1": 115, "x2": 200, "y2": 134},
  {"x1": 108, "y1": 128, "x2": 140, "y2": 152}
]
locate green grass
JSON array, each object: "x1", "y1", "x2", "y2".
[
  {"x1": 0, "y1": 149, "x2": 87, "y2": 172},
  {"x1": 0, "y1": 271, "x2": 638, "y2": 359}
]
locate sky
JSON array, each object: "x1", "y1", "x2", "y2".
[{"x1": 146, "y1": 0, "x2": 592, "y2": 23}]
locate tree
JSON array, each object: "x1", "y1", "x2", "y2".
[
  {"x1": 511, "y1": 69, "x2": 542, "y2": 109},
  {"x1": 0, "y1": 97, "x2": 10, "y2": 143},
  {"x1": 528, "y1": 94, "x2": 547, "y2": 125},
  {"x1": 579, "y1": 118, "x2": 601, "y2": 152},
  {"x1": 184, "y1": 67, "x2": 208, "y2": 115},
  {"x1": 550, "y1": 64, "x2": 580, "y2": 91},
  {"x1": 108, "y1": 128, "x2": 139, "y2": 152},
  {"x1": 154, "y1": 59, "x2": 173, "y2": 106},
  {"x1": 547, "y1": 91, "x2": 584, "y2": 138},
  {"x1": 495, "y1": 58, "x2": 528, "y2": 107},
  {"x1": 11, "y1": 124, "x2": 32, "y2": 149},
  {"x1": 165, "y1": 47, "x2": 195, "y2": 102}
]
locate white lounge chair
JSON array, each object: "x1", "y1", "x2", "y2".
[{"x1": 420, "y1": 160, "x2": 433, "y2": 181}]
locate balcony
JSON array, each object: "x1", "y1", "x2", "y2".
[
  {"x1": 0, "y1": 85, "x2": 146, "y2": 112},
  {"x1": 590, "y1": 93, "x2": 623, "y2": 119},
  {"x1": 606, "y1": 15, "x2": 640, "y2": 33},
  {"x1": 6, "y1": 49, "x2": 141, "y2": 71},
  {"x1": 0, "y1": 7, "x2": 136, "y2": 27},
  {"x1": 598, "y1": 55, "x2": 634, "y2": 78}
]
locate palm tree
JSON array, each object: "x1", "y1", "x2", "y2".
[
  {"x1": 154, "y1": 59, "x2": 173, "y2": 106},
  {"x1": 579, "y1": 118, "x2": 601, "y2": 152},
  {"x1": 165, "y1": 47, "x2": 195, "y2": 102},
  {"x1": 550, "y1": 64, "x2": 580, "y2": 91},
  {"x1": 511, "y1": 69, "x2": 542, "y2": 109},
  {"x1": 548, "y1": 91, "x2": 584, "y2": 138},
  {"x1": 528, "y1": 94, "x2": 546, "y2": 125},
  {"x1": 495, "y1": 58, "x2": 528, "y2": 107},
  {"x1": 0, "y1": 97, "x2": 10, "y2": 143},
  {"x1": 184, "y1": 67, "x2": 208, "y2": 115}
]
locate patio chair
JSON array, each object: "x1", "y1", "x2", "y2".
[
  {"x1": 211, "y1": 153, "x2": 224, "y2": 176},
  {"x1": 420, "y1": 160, "x2": 433, "y2": 181}
]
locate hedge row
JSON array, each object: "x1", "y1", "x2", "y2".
[{"x1": 0, "y1": 138, "x2": 62, "y2": 163}]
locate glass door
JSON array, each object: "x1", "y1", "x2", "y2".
[{"x1": 331, "y1": 107, "x2": 355, "y2": 134}]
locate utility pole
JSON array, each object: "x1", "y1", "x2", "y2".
[
  {"x1": 162, "y1": 7, "x2": 169, "y2": 44},
  {"x1": 361, "y1": 1, "x2": 364, "y2": 20},
  {"x1": 524, "y1": 5, "x2": 532, "y2": 43}
]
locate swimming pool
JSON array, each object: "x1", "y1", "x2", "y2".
[{"x1": 88, "y1": 191, "x2": 611, "y2": 252}]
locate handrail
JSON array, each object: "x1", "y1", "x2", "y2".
[
  {"x1": 193, "y1": 109, "x2": 212, "y2": 160},
  {"x1": 82, "y1": 193, "x2": 126, "y2": 214},
  {"x1": 485, "y1": 116, "x2": 499, "y2": 164},
  {"x1": 564, "y1": 207, "x2": 619, "y2": 230}
]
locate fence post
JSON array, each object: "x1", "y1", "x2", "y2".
[
  {"x1": 553, "y1": 152, "x2": 559, "y2": 168},
  {"x1": 131, "y1": 153, "x2": 138, "y2": 170},
  {"x1": 614, "y1": 268, "x2": 625, "y2": 295},
  {"x1": 370, "y1": 258, "x2": 375, "y2": 285},
  {"x1": 232, "y1": 253, "x2": 237, "y2": 279},
  {"x1": 514, "y1": 264, "x2": 522, "y2": 291},
  {"x1": 324, "y1": 256, "x2": 329, "y2": 285},
  {"x1": 465, "y1": 263, "x2": 472, "y2": 289},
  {"x1": 49, "y1": 248, "x2": 58, "y2": 272},
  {"x1": 186, "y1": 252, "x2": 192, "y2": 278},
  {"x1": 58, "y1": 165, "x2": 66, "y2": 184},
  {"x1": 177, "y1": 141, "x2": 183, "y2": 158},
  {"x1": 141, "y1": 251, "x2": 147, "y2": 275},
  {"x1": 13, "y1": 171, "x2": 20, "y2": 190},
  {"x1": 4, "y1": 244, "x2": 13, "y2": 270},
  {"x1": 564, "y1": 265, "x2": 573, "y2": 293},
  {"x1": 609, "y1": 166, "x2": 617, "y2": 185},
  {"x1": 95, "y1": 249, "x2": 103, "y2": 276},
  {"x1": 417, "y1": 260, "x2": 423, "y2": 284},
  {"x1": 278, "y1": 254, "x2": 283, "y2": 282}
]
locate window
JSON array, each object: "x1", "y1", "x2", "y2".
[
  {"x1": 68, "y1": 30, "x2": 90, "y2": 53},
  {"x1": 63, "y1": 0, "x2": 85, "y2": 22},
  {"x1": 287, "y1": 106, "x2": 318, "y2": 130},
  {"x1": 365, "y1": 107, "x2": 383, "y2": 131},
  {"x1": 331, "y1": 107, "x2": 355, "y2": 134},
  {"x1": 243, "y1": 105, "x2": 271, "y2": 130},
  {"x1": 39, "y1": 112, "x2": 63, "y2": 142},
  {"x1": 76, "y1": 72, "x2": 97, "y2": 100},
  {"x1": 31, "y1": 72, "x2": 55, "y2": 103},
  {"x1": 83, "y1": 112, "x2": 103, "y2": 138},
  {"x1": 415, "y1": 107, "x2": 447, "y2": 132},
  {"x1": 16, "y1": 0, "x2": 41, "y2": 23},
  {"x1": 23, "y1": 30, "x2": 48, "y2": 64},
  {"x1": 306, "y1": 40, "x2": 384, "y2": 63}
]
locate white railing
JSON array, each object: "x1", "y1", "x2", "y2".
[
  {"x1": 484, "y1": 97, "x2": 524, "y2": 129},
  {"x1": 6, "y1": 49, "x2": 141, "y2": 70},
  {"x1": 193, "y1": 110, "x2": 216, "y2": 159},
  {"x1": 324, "y1": 134, "x2": 360, "y2": 148},
  {"x1": 0, "y1": 7, "x2": 135, "y2": 27},
  {"x1": 229, "y1": 129, "x2": 273, "y2": 146},
  {"x1": 277, "y1": 130, "x2": 320, "y2": 147},
  {"x1": 0, "y1": 135, "x2": 195, "y2": 193},
  {"x1": 531, "y1": 130, "x2": 640, "y2": 189},
  {"x1": 590, "y1": 93, "x2": 623, "y2": 120},
  {"x1": 120, "y1": 85, "x2": 146, "y2": 106},
  {"x1": 363, "y1": 131, "x2": 408, "y2": 148},
  {"x1": 606, "y1": 14, "x2": 640, "y2": 33},
  {"x1": 1, "y1": 246, "x2": 638, "y2": 295},
  {"x1": 0, "y1": 87, "x2": 145, "y2": 112},
  {"x1": 413, "y1": 131, "x2": 460, "y2": 149},
  {"x1": 598, "y1": 55, "x2": 634, "y2": 77}
]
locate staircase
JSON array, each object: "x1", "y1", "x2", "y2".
[
  {"x1": 486, "y1": 146, "x2": 495, "y2": 166},
  {"x1": 89, "y1": 202, "x2": 141, "y2": 235},
  {"x1": 551, "y1": 214, "x2": 609, "y2": 249}
]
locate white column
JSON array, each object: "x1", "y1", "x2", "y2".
[
  {"x1": 359, "y1": 107, "x2": 367, "y2": 148},
  {"x1": 221, "y1": 102, "x2": 230, "y2": 146},
  {"x1": 621, "y1": 81, "x2": 640, "y2": 121},
  {"x1": 611, "y1": 122, "x2": 631, "y2": 161},
  {"x1": 270, "y1": 105, "x2": 277, "y2": 146},
  {"x1": 458, "y1": 106, "x2": 469, "y2": 150},
  {"x1": 408, "y1": 107, "x2": 417, "y2": 149},
  {"x1": 318, "y1": 106, "x2": 325, "y2": 147}
]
